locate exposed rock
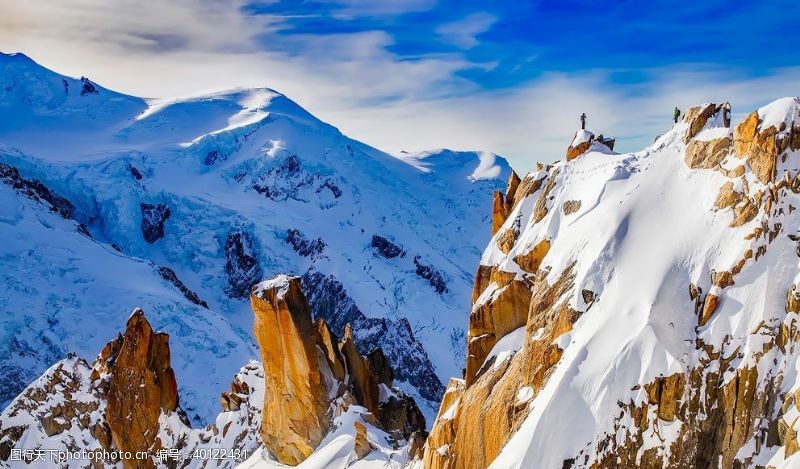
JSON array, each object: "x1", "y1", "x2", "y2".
[
  {"x1": 533, "y1": 172, "x2": 558, "y2": 223},
  {"x1": 366, "y1": 348, "x2": 393, "y2": 386},
  {"x1": 729, "y1": 164, "x2": 746, "y2": 178},
  {"x1": 314, "y1": 319, "x2": 346, "y2": 381},
  {"x1": 732, "y1": 108, "x2": 800, "y2": 184},
  {"x1": 503, "y1": 171, "x2": 522, "y2": 214},
  {"x1": 427, "y1": 266, "x2": 579, "y2": 468},
  {"x1": 684, "y1": 137, "x2": 730, "y2": 169},
  {"x1": 683, "y1": 103, "x2": 717, "y2": 143},
  {"x1": 496, "y1": 226, "x2": 518, "y2": 254},
  {"x1": 99, "y1": 309, "x2": 181, "y2": 463},
  {"x1": 371, "y1": 235, "x2": 405, "y2": 258},
  {"x1": 581, "y1": 289, "x2": 595, "y2": 306},
  {"x1": 562, "y1": 200, "x2": 581, "y2": 215},
  {"x1": 128, "y1": 164, "x2": 144, "y2": 180},
  {"x1": 79, "y1": 77, "x2": 98, "y2": 96},
  {"x1": 408, "y1": 430, "x2": 428, "y2": 460},
  {"x1": 286, "y1": 228, "x2": 326, "y2": 258},
  {"x1": 513, "y1": 238, "x2": 550, "y2": 273},
  {"x1": 731, "y1": 199, "x2": 759, "y2": 227},
  {"x1": 300, "y1": 271, "x2": 445, "y2": 404},
  {"x1": 224, "y1": 230, "x2": 263, "y2": 299},
  {"x1": 251, "y1": 275, "x2": 426, "y2": 465},
  {"x1": 157, "y1": 265, "x2": 208, "y2": 308},
  {"x1": 787, "y1": 285, "x2": 800, "y2": 314},
  {"x1": 340, "y1": 324, "x2": 381, "y2": 418},
  {"x1": 711, "y1": 270, "x2": 735, "y2": 288},
  {"x1": 567, "y1": 130, "x2": 593, "y2": 160},
  {"x1": 353, "y1": 420, "x2": 374, "y2": 459},
  {"x1": 492, "y1": 191, "x2": 507, "y2": 235},
  {"x1": 251, "y1": 276, "x2": 331, "y2": 465},
  {"x1": 699, "y1": 293, "x2": 719, "y2": 326},
  {"x1": 140, "y1": 202, "x2": 171, "y2": 243},
  {"x1": 0, "y1": 163, "x2": 75, "y2": 220},
  {"x1": 204, "y1": 150, "x2": 223, "y2": 166},
  {"x1": 715, "y1": 181, "x2": 742, "y2": 209},
  {"x1": 414, "y1": 256, "x2": 447, "y2": 294}
]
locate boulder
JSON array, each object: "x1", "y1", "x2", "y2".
[{"x1": 714, "y1": 182, "x2": 741, "y2": 209}]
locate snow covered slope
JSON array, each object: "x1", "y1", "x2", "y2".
[
  {"x1": 0, "y1": 52, "x2": 509, "y2": 423},
  {"x1": 424, "y1": 99, "x2": 800, "y2": 468}
]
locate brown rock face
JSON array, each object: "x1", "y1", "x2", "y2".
[
  {"x1": 566, "y1": 140, "x2": 591, "y2": 160},
  {"x1": 99, "y1": 309, "x2": 180, "y2": 465},
  {"x1": 684, "y1": 137, "x2": 731, "y2": 169},
  {"x1": 425, "y1": 266, "x2": 579, "y2": 469},
  {"x1": 251, "y1": 275, "x2": 426, "y2": 464},
  {"x1": 353, "y1": 421, "x2": 374, "y2": 459},
  {"x1": 340, "y1": 324, "x2": 381, "y2": 417},
  {"x1": 683, "y1": 103, "x2": 717, "y2": 143},
  {"x1": 715, "y1": 181, "x2": 742, "y2": 209},
  {"x1": 251, "y1": 276, "x2": 332, "y2": 465},
  {"x1": 732, "y1": 110, "x2": 800, "y2": 184},
  {"x1": 491, "y1": 191, "x2": 507, "y2": 235}
]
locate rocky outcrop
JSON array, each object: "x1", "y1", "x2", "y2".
[
  {"x1": 286, "y1": 228, "x2": 326, "y2": 258},
  {"x1": 733, "y1": 98, "x2": 800, "y2": 184},
  {"x1": 300, "y1": 271, "x2": 445, "y2": 405},
  {"x1": 251, "y1": 275, "x2": 331, "y2": 465},
  {"x1": 96, "y1": 309, "x2": 182, "y2": 463},
  {"x1": 251, "y1": 275, "x2": 426, "y2": 465},
  {"x1": 224, "y1": 230, "x2": 263, "y2": 299},
  {"x1": 566, "y1": 130, "x2": 614, "y2": 160},
  {"x1": 371, "y1": 234, "x2": 406, "y2": 258},
  {"x1": 0, "y1": 310, "x2": 189, "y2": 468},
  {"x1": 140, "y1": 202, "x2": 170, "y2": 243},
  {"x1": 414, "y1": 256, "x2": 448, "y2": 294},
  {"x1": 425, "y1": 99, "x2": 800, "y2": 469},
  {"x1": 156, "y1": 265, "x2": 208, "y2": 308},
  {"x1": 685, "y1": 136, "x2": 731, "y2": 169},
  {"x1": 0, "y1": 163, "x2": 75, "y2": 220}
]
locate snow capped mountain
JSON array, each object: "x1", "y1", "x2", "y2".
[
  {"x1": 0, "y1": 52, "x2": 510, "y2": 425},
  {"x1": 423, "y1": 99, "x2": 800, "y2": 468}
]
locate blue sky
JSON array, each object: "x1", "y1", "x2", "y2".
[{"x1": 2, "y1": 0, "x2": 799, "y2": 170}]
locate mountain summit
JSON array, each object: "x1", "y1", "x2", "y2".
[{"x1": 0, "y1": 52, "x2": 510, "y2": 424}]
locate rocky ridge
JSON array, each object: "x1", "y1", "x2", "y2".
[
  {"x1": 1, "y1": 277, "x2": 425, "y2": 468},
  {"x1": 423, "y1": 97, "x2": 800, "y2": 468}
]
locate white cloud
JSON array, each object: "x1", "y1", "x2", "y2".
[
  {"x1": 435, "y1": 12, "x2": 497, "y2": 49},
  {"x1": 1, "y1": 1, "x2": 799, "y2": 175}
]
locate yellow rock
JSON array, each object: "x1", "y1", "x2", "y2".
[{"x1": 251, "y1": 277, "x2": 331, "y2": 465}]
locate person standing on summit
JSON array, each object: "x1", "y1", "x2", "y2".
[
  {"x1": 580, "y1": 113, "x2": 586, "y2": 130},
  {"x1": 674, "y1": 107, "x2": 681, "y2": 123}
]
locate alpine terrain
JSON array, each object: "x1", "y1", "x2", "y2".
[
  {"x1": 423, "y1": 99, "x2": 800, "y2": 468},
  {"x1": 0, "y1": 51, "x2": 510, "y2": 429}
]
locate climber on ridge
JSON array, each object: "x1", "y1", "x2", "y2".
[
  {"x1": 580, "y1": 112, "x2": 586, "y2": 130},
  {"x1": 673, "y1": 107, "x2": 681, "y2": 124}
]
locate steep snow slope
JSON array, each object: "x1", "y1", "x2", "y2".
[
  {"x1": 424, "y1": 99, "x2": 800, "y2": 468},
  {"x1": 0, "y1": 52, "x2": 509, "y2": 423}
]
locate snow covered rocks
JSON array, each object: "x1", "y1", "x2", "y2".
[
  {"x1": 423, "y1": 97, "x2": 800, "y2": 468},
  {"x1": 140, "y1": 202, "x2": 171, "y2": 243},
  {"x1": 566, "y1": 129, "x2": 615, "y2": 160},
  {"x1": 251, "y1": 275, "x2": 425, "y2": 465}
]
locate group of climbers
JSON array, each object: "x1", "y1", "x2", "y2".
[{"x1": 580, "y1": 104, "x2": 729, "y2": 129}]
